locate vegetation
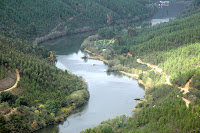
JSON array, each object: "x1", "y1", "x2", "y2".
[
  {"x1": 81, "y1": 3, "x2": 200, "y2": 133},
  {"x1": 0, "y1": 65, "x2": 8, "y2": 80},
  {"x1": 0, "y1": 0, "x2": 155, "y2": 41},
  {"x1": 2, "y1": 0, "x2": 200, "y2": 132},
  {"x1": 0, "y1": 34, "x2": 89, "y2": 132},
  {"x1": 82, "y1": 85, "x2": 200, "y2": 133},
  {"x1": 86, "y1": 5, "x2": 200, "y2": 89},
  {"x1": 0, "y1": 0, "x2": 158, "y2": 132}
]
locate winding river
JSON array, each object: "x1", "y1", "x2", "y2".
[
  {"x1": 37, "y1": 2, "x2": 186, "y2": 133},
  {"x1": 37, "y1": 32, "x2": 144, "y2": 133}
]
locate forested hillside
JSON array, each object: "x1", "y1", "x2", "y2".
[
  {"x1": 0, "y1": 0, "x2": 155, "y2": 41},
  {"x1": 0, "y1": 0, "x2": 158, "y2": 132},
  {"x1": 0, "y1": 34, "x2": 89, "y2": 132},
  {"x1": 113, "y1": 5, "x2": 200, "y2": 88},
  {"x1": 2, "y1": 0, "x2": 200, "y2": 132},
  {"x1": 81, "y1": 2, "x2": 200, "y2": 132}
]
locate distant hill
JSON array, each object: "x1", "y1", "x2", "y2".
[
  {"x1": 0, "y1": 0, "x2": 158, "y2": 132},
  {"x1": 0, "y1": 0, "x2": 155, "y2": 41}
]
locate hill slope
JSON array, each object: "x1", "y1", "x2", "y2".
[
  {"x1": 81, "y1": 4, "x2": 200, "y2": 133},
  {"x1": 0, "y1": 0, "x2": 155, "y2": 41},
  {"x1": 0, "y1": 0, "x2": 158, "y2": 132},
  {"x1": 0, "y1": 34, "x2": 90, "y2": 132}
]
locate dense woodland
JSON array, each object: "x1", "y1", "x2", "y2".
[
  {"x1": 82, "y1": 85, "x2": 200, "y2": 133},
  {"x1": 81, "y1": 1, "x2": 200, "y2": 132},
  {"x1": 0, "y1": 0, "x2": 155, "y2": 41},
  {"x1": 0, "y1": 0, "x2": 158, "y2": 132},
  {"x1": 0, "y1": 34, "x2": 89, "y2": 132},
  {"x1": 114, "y1": 5, "x2": 200, "y2": 89},
  {"x1": 1, "y1": 0, "x2": 200, "y2": 132},
  {"x1": 84, "y1": 1, "x2": 200, "y2": 90}
]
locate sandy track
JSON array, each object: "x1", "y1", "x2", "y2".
[
  {"x1": 0, "y1": 69, "x2": 20, "y2": 93},
  {"x1": 136, "y1": 58, "x2": 191, "y2": 108}
]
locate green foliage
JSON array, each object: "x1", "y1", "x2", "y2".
[
  {"x1": 190, "y1": 69, "x2": 200, "y2": 89},
  {"x1": 0, "y1": 0, "x2": 155, "y2": 132},
  {"x1": 0, "y1": 0, "x2": 154, "y2": 41},
  {"x1": 98, "y1": 27, "x2": 116, "y2": 39},
  {"x1": 113, "y1": 8, "x2": 200, "y2": 56},
  {"x1": 102, "y1": 126, "x2": 113, "y2": 133},
  {"x1": 171, "y1": 70, "x2": 194, "y2": 87},
  {"x1": 83, "y1": 85, "x2": 200, "y2": 133},
  {"x1": 141, "y1": 21, "x2": 152, "y2": 28},
  {"x1": 61, "y1": 100, "x2": 68, "y2": 107},
  {"x1": 66, "y1": 90, "x2": 89, "y2": 107},
  {"x1": 0, "y1": 65, "x2": 8, "y2": 79},
  {"x1": 0, "y1": 35, "x2": 87, "y2": 105},
  {"x1": 0, "y1": 33, "x2": 88, "y2": 131},
  {"x1": 0, "y1": 92, "x2": 18, "y2": 106},
  {"x1": 127, "y1": 28, "x2": 137, "y2": 37},
  {"x1": 109, "y1": 7, "x2": 200, "y2": 89},
  {"x1": 0, "y1": 115, "x2": 10, "y2": 133},
  {"x1": 15, "y1": 97, "x2": 28, "y2": 106},
  {"x1": 82, "y1": 6, "x2": 200, "y2": 133},
  {"x1": 45, "y1": 100, "x2": 60, "y2": 114}
]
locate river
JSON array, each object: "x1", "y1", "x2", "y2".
[
  {"x1": 37, "y1": 2, "x2": 186, "y2": 133},
  {"x1": 151, "y1": 2, "x2": 186, "y2": 25},
  {"x1": 37, "y1": 31, "x2": 144, "y2": 133}
]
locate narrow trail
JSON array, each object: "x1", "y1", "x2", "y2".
[
  {"x1": 182, "y1": 97, "x2": 190, "y2": 108},
  {"x1": 165, "y1": 76, "x2": 172, "y2": 86},
  {"x1": 178, "y1": 77, "x2": 193, "y2": 95},
  {"x1": 0, "y1": 69, "x2": 20, "y2": 93},
  {"x1": 184, "y1": 77, "x2": 193, "y2": 89},
  {"x1": 137, "y1": 59, "x2": 162, "y2": 73},
  {"x1": 136, "y1": 59, "x2": 171, "y2": 85},
  {"x1": 86, "y1": 51, "x2": 192, "y2": 108},
  {"x1": 5, "y1": 108, "x2": 17, "y2": 119},
  {"x1": 136, "y1": 58, "x2": 191, "y2": 108},
  {"x1": 119, "y1": 71, "x2": 139, "y2": 79}
]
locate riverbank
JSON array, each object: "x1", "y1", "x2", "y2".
[
  {"x1": 35, "y1": 31, "x2": 146, "y2": 132},
  {"x1": 83, "y1": 47, "x2": 148, "y2": 90},
  {"x1": 32, "y1": 88, "x2": 89, "y2": 132},
  {"x1": 35, "y1": 10, "x2": 156, "y2": 45},
  {"x1": 81, "y1": 33, "x2": 195, "y2": 110},
  {"x1": 82, "y1": 48, "x2": 150, "y2": 114},
  {"x1": 83, "y1": 46, "x2": 192, "y2": 109},
  {"x1": 81, "y1": 37, "x2": 200, "y2": 133}
]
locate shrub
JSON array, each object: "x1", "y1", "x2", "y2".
[
  {"x1": 15, "y1": 97, "x2": 28, "y2": 106},
  {"x1": 45, "y1": 100, "x2": 60, "y2": 114},
  {"x1": 0, "y1": 92, "x2": 18, "y2": 106},
  {"x1": 0, "y1": 115, "x2": 10, "y2": 133},
  {"x1": 66, "y1": 90, "x2": 89, "y2": 107},
  {"x1": 98, "y1": 27, "x2": 116, "y2": 39},
  {"x1": 102, "y1": 126, "x2": 113, "y2": 133}
]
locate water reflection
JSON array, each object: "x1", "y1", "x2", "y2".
[
  {"x1": 37, "y1": 3, "x2": 186, "y2": 132},
  {"x1": 152, "y1": 2, "x2": 186, "y2": 25},
  {"x1": 41, "y1": 32, "x2": 95, "y2": 55}
]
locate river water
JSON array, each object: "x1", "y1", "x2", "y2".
[
  {"x1": 151, "y1": 2, "x2": 186, "y2": 25},
  {"x1": 38, "y1": 31, "x2": 144, "y2": 133},
  {"x1": 37, "y1": 2, "x2": 186, "y2": 133}
]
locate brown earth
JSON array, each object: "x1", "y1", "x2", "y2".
[
  {"x1": 136, "y1": 58, "x2": 192, "y2": 108},
  {"x1": 0, "y1": 69, "x2": 20, "y2": 93},
  {"x1": 0, "y1": 71, "x2": 16, "y2": 91}
]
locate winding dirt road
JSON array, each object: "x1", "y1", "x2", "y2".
[
  {"x1": 136, "y1": 58, "x2": 191, "y2": 108},
  {"x1": 137, "y1": 59, "x2": 162, "y2": 73},
  {"x1": 0, "y1": 69, "x2": 20, "y2": 93}
]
